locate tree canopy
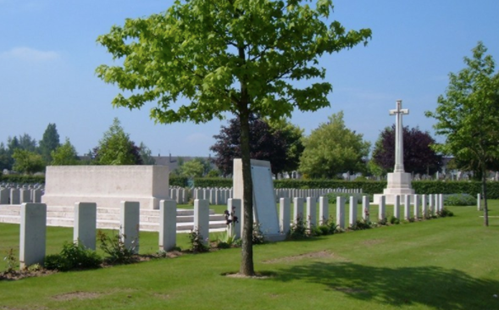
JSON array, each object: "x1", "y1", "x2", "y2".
[
  {"x1": 51, "y1": 138, "x2": 79, "y2": 166},
  {"x1": 12, "y1": 149, "x2": 45, "y2": 174},
  {"x1": 426, "y1": 42, "x2": 499, "y2": 226},
  {"x1": 210, "y1": 115, "x2": 288, "y2": 177},
  {"x1": 96, "y1": 0, "x2": 371, "y2": 275},
  {"x1": 39, "y1": 123, "x2": 61, "y2": 163},
  {"x1": 372, "y1": 125, "x2": 442, "y2": 176},
  {"x1": 299, "y1": 111, "x2": 370, "y2": 178},
  {"x1": 95, "y1": 118, "x2": 142, "y2": 165}
]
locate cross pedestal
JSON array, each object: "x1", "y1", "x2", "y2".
[{"x1": 373, "y1": 100, "x2": 415, "y2": 205}]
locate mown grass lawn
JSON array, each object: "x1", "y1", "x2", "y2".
[{"x1": 1, "y1": 202, "x2": 499, "y2": 309}]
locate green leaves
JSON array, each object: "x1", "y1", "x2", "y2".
[{"x1": 96, "y1": 0, "x2": 371, "y2": 123}]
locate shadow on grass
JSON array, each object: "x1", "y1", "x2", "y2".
[{"x1": 273, "y1": 262, "x2": 499, "y2": 309}]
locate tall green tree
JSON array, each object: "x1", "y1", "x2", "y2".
[
  {"x1": 51, "y1": 138, "x2": 79, "y2": 165},
  {"x1": 96, "y1": 0, "x2": 371, "y2": 275},
  {"x1": 426, "y1": 42, "x2": 499, "y2": 226},
  {"x1": 95, "y1": 118, "x2": 142, "y2": 165},
  {"x1": 299, "y1": 111, "x2": 370, "y2": 178},
  {"x1": 265, "y1": 118, "x2": 304, "y2": 177},
  {"x1": 180, "y1": 159, "x2": 205, "y2": 178},
  {"x1": 39, "y1": 123, "x2": 61, "y2": 163}
]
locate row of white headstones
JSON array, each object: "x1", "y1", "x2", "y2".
[{"x1": 18, "y1": 192, "x2": 462, "y2": 269}]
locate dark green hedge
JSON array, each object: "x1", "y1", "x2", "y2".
[
  {"x1": 170, "y1": 176, "x2": 188, "y2": 187},
  {"x1": 0, "y1": 174, "x2": 46, "y2": 184},
  {"x1": 193, "y1": 178, "x2": 232, "y2": 188}
]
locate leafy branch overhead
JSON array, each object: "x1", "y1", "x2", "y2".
[{"x1": 96, "y1": 0, "x2": 371, "y2": 122}]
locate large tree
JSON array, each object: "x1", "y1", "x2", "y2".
[
  {"x1": 95, "y1": 118, "x2": 142, "y2": 165},
  {"x1": 372, "y1": 125, "x2": 442, "y2": 176},
  {"x1": 265, "y1": 118, "x2": 304, "y2": 177},
  {"x1": 210, "y1": 115, "x2": 288, "y2": 177},
  {"x1": 39, "y1": 123, "x2": 61, "y2": 163},
  {"x1": 426, "y1": 42, "x2": 499, "y2": 226},
  {"x1": 51, "y1": 138, "x2": 79, "y2": 165},
  {"x1": 299, "y1": 111, "x2": 370, "y2": 178},
  {"x1": 12, "y1": 149, "x2": 45, "y2": 174},
  {"x1": 96, "y1": 0, "x2": 371, "y2": 275}
]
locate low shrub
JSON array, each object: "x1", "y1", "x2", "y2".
[
  {"x1": 443, "y1": 194, "x2": 476, "y2": 206},
  {"x1": 438, "y1": 208, "x2": 454, "y2": 217},
  {"x1": 252, "y1": 222, "x2": 266, "y2": 244},
  {"x1": 188, "y1": 230, "x2": 209, "y2": 253},
  {"x1": 44, "y1": 242, "x2": 101, "y2": 271},
  {"x1": 289, "y1": 216, "x2": 308, "y2": 239},
  {"x1": 97, "y1": 230, "x2": 137, "y2": 264},
  {"x1": 390, "y1": 216, "x2": 400, "y2": 225}
]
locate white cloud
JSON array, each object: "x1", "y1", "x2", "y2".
[{"x1": 0, "y1": 47, "x2": 60, "y2": 62}]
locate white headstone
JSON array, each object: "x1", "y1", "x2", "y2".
[
  {"x1": 319, "y1": 196, "x2": 329, "y2": 225},
  {"x1": 279, "y1": 197, "x2": 290, "y2": 235},
  {"x1": 194, "y1": 199, "x2": 209, "y2": 246},
  {"x1": 227, "y1": 198, "x2": 242, "y2": 238},
  {"x1": 159, "y1": 200, "x2": 177, "y2": 252},
  {"x1": 120, "y1": 201, "x2": 140, "y2": 254},
  {"x1": 336, "y1": 197, "x2": 345, "y2": 230},
  {"x1": 20, "y1": 203, "x2": 46, "y2": 269},
  {"x1": 74, "y1": 202, "x2": 97, "y2": 250},
  {"x1": 349, "y1": 196, "x2": 357, "y2": 229},
  {"x1": 306, "y1": 197, "x2": 316, "y2": 229}
]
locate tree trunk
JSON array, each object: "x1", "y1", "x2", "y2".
[
  {"x1": 482, "y1": 163, "x2": 489, "y2": 227},
  {"x1": 238, "y1": 108, "x2": 255, "y2": 276}
]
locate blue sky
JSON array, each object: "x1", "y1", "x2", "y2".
[{"x1": 1, "y1": 0, "x2": 498, "y2": 157}]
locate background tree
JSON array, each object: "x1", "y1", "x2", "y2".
[
  {"x1": 210, "y1": 115, "x2": 287, "y2": 177},
  {"x1": 299, "y1": 111, "x2": 370, "y2": 178},
  {"x1": 372, "y1": 125, "x2": 442, "y2": 176},
  {"x1": 18, "y1": 134, "x2": 38, "y2": 153},
  {"x1": 95, "y1": 118, "x2": 142, "y2": 165},
  {"x1": 180, "y1": 159, "x2": 205, "y2": 178},
  {"x1": 0, "y1": 143, "x2": 11, "y2": 171},
  {"x1": 39, "y1": 123, "x2": 61, "y2": 163},
  {"x1": 265, "y1": 118, "x2": 305, "y2": 177},
  {"x1": 426, "y1": 42, "x2": 499, "y2": 226},
  {"x1": 12, "y1": 149, "x2": 45, "y2": 174},
  {"x1": 96, "y1": 0, "x2": 371, "y2": 276},
  {"x1": 138, "y1": 142, "x2": 156, "y2": 165},
  {"x1": 51, "y1": 138, "x2": 79, "y2": 165}
]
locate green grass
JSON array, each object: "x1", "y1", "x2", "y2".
[{"x1": 1, "y1": 202, "x2": 499, "y2": 309}]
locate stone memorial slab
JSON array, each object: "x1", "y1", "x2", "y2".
[
  {"x1": 194, "y1": 199, "x2": 209, "y2": 245},
  {"x1": 319, "y1": 196, "x2": 328, "y2": 225},
  {"x1": 404, "y1": 195, "x2": 411, "y2": 220},
  {"x1": 120, "y1": 201, "x2": 140, "y2": 254},
  {"x1": 293, "y1": 197, "x2": 304, "y2": 222},
  {"x1": 378, "y1": 195, "x2": 386, "y2": 221},
  {"x1": 228, "y1": 198, "x2": 242, "y2": 238},
  {"x1": 306, "y1": 197, "x2": 316, "y2": 229},
  {"x1": 74, "y1": 202, "x2": 97, "y2": 250},
  {"x1": 336, "y1": 197, "x2": 345, "y2": 229},
  {"x1": 11, "y1": 188, "x2": 20, "y2": 204},
  {"x1": 159, "y1": 200, "x2": 177, "y2": 252},
  {"x1": 349, "y1": 196, "x2": 357, "y2": 229},
  {"x1": 279, "y1": 197, "x2": 290, "y2": 235},
  {"x1": 0, "y1": 188, "x2": 9, "y2": 204},
  {"x1": 394, "y1": 195, "x2": 401, "y2": 219},
  {"x1": 362, "y1": 196, "x2": 370, "y2": 221},
  {"x1": 20, "y1": 203, "x2": 46, "y2": 269}
]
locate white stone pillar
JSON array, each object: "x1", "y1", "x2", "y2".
[
  {"x1": 404, "y1": 195, "x2": 411, "y2": 220},
  {"x1": 279, "y1": 197, "x2": 290, "y2": 235},
  {"x1": 394, "y1": 195, "x2": 401, "y2": 219},
  {"x1": 20, "y1": 189, "x2": 31, "y2": 203},
  {"x1": 422, "y1": 195, "x2": 428, "y2": 217},
  {"x1": 293, "y1": 197, "x2": 304, "y2": 223},
  {"x1": 362, "y1": 196, "x2": 370, "y2": 222},
  {"x1": 306, "y1": 197, "x2": 316, "y2": 229},
  {"x1": 194, "y1": 199, "x2": 209, "y2": 246},
  {"x1": 378, "y1": 195, "x2": 386, "y2": 221},
  {"x1": 477, "y1": 193, "x2": 481, "y2": 211},
  {"x1": 10, "y1": 188, "x2": 20, "y2": 204},
  {"x1": 429, "y1": 194, "x2": 435, "y2": 215},
  {"x1": 228, "y1": 198, "x2": 242, "y2": 239},
  {"x1": 74, "y1": 202, "x2": 97, "y2": 250},
  {"x1": 439, "y1": 194, "x2": 444, "y2": 212},
  {"x1": 0, "y1": 188, "x2": 9, "y2": 204},
  {"x1": 20, "y1": 203, "x2": 46, "y2": 269},
  {"x1": 336, "y1": 196, "x2": 345, "y2": 230},
  {"x1": 319, "y1": 196, "x2": 329, "y2": 225},
  {"x1": 120, "y1": 201, "x2": 140, "y2": 254},
  {"x1": 413, "y1": 195, "x2": 420, "y2": 219},
  {"x1": 159, "y1": 200, "x2": 177, "y2": 252},
  {"x1": 349, "y1": 196, "x2": 357, "y2": 229}
]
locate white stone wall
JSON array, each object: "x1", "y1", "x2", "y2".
[{"x1": 42, "y1": 165, "x2": 169, "y2": 209}]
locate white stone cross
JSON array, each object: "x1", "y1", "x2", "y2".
[{"x1": 389, "y1": 100, "x2": 409, "y2": 173}]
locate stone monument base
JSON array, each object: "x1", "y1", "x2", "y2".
[{"x1": 373, "y1": 172, "x2": 415, "y2": 205}]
